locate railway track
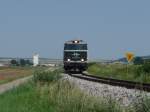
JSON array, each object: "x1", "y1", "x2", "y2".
[{"x1": 68, "y1": 72, "x2": 150, "y2": 92}]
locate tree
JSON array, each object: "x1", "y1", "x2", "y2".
[
  {"x1": 133, "y1": 57, "x2": 144, "y2": 65},
  {"x1": 19, "y1": 59, "x2": 26, "y2": 66},
  {"x1": 26, "y1": 60, "x2": 33, "y2": 65},
  {"x1": 10, "y1": 60, "x2": 18, "y2": 66}
]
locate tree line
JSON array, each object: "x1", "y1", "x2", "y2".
[{"x1": 10, "y1": 59, "x2": 33, "y2": 66}]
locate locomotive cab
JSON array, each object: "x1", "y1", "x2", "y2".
[{"x1": 63, "y1": 40, "x2": 88, "y2": 73}]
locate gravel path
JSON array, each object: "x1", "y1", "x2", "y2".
[
  {"x1": 0, "y1": 76, "x2": 32, "y2": 94},
  {"x1": 62, "y1": 73, "x2": 150, "y2": 107}
]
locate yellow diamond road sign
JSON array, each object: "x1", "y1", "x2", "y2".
[{"x1": 126, "y1": 52, "x2": 134, "y2": 63}]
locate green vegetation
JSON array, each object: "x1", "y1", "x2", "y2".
[
  {"x1": 0, "y1": 70, "x2": 123, "y2": 112},
  {"x1": 33, "y1": 69, "x2": 62, "y2": 83},
  {"x1": 0, "y1": 69, "x2": 150, "y2": 112},
  {"x1": 133, "y1": 57, "x2": 144, "y2": 65},
  {"x1": 87, "y1": 63, "x2": 150, "y2": 83},
  {"x1": 10, "y1": 59, "x2": 33, "y2": 66},
  {"x1": 0, "y1": 82, "x2": 54, "y2": 112},
  {"x1": 44, "y1": 80, "x2": 123, "y2": 112}
]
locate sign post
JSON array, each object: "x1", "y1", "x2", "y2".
[
  {"x1": 125, "y1": 52, "x2": 134, "y2": 75},
  {"x1": 126, "y1": 52, "x2": 134, "y2": 63}
]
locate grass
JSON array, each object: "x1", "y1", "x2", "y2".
[
  {"x1": 132, "y1": 95, "x2": 150, "y2": 112},
  {"x1": 33, "y1": 69, "x2": 62, "y2": 83},
  {"x1": 0, "y1": 70, "x2": 124, "y2": 112},
  {"x1": 0, "y1": 69, "x2": 149, "y2": 112},
  {"x1": 0, "y1": 82, "x2": 55, "y2": 112},
  {"x1": 87, "y1": 63, "x2": 150, "y2": 83},
  {"x1": 44, "y1": 80, "x2": 123, "y2": 112}
]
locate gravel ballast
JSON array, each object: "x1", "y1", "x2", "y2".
[{"x1": 62, "y1": 73, "x2": 150, "y2": 107}]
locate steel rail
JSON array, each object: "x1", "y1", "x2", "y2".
[{"x1": 68, "y1": 73, "x2": 150, "y2": 92}]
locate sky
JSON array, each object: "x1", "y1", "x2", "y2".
[{"x1": 0, "y1": 0, "x2": 150, "y2": 59}]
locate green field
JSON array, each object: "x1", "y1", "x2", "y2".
[{"x1": 87, "y1": 63, "x2": 150, "y2": 83}]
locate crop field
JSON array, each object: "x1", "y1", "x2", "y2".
[
  {"x1": 0, "y1": 67, "x2": 41, "y2": 84},
  {"x1": 87, "y1": 63, "x2": 150, "y2": 83}
]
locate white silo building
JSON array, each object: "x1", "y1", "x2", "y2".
[{"x1": 33, "y1": 54, "x2": 39, "y2": 66}]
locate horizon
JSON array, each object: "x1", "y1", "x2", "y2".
[{"x1": 0, "y1": 54, "x2": 150, "y2": 61}]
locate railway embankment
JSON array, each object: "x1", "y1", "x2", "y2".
[{"x1": 63, "y1": 73, "x2": 150, "y2": 108}]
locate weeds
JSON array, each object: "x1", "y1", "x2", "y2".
[
  {"x1": 132, "y1": 95, "x2": 150, "y2": 112},
  {"x1": 88, "y1": 63, "x2": 150, "y2": 83},
  {"x1": 0, "y1": 81, "x2": 54, "y2": 112},
  {"x1": 39, "y1": 80, "x2": 122, "y2": 112},
  {"x1": 33, "y1": 70, "x2": 62, "y2": 83},
  {"x1": 1, "y1": 67, "x2": 149, "y2": 112}
]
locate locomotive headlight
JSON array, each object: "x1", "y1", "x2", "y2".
[
  {"x1": 74, "y1": 40, "x2": 78, "y2": 43},
  {"x1": 73, "y1": 40, "x2": 79, "y2": 43},
  {"x1": 81, "y1": 59, "x2": 84, "y2": 62},
  {"x1": 67, "y1": 59, "x2": 71, "y2": 62}
]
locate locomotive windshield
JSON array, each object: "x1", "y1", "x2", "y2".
[{"x1": 64, "y1": 44, "x2": 87, "y2": 50}]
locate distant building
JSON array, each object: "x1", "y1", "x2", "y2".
[{"x1": 33, "y1": 54, "x2": 39, "y2": 66}]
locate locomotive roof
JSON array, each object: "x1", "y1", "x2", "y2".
[{"x1": 65, "y1": 40, "x2": 87, "y2": 44}]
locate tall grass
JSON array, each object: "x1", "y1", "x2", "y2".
[
  {"x1": 87, "y1": 63, "x2": 150, "y2": 83},
  {"x1": 1, "y1": 69, "x2": 149, "y2": 112},
  {"x1": 0, "y1": 82, "x2": 55, "y2": 112},
  {"x1": 0, "y1": 69, "x2": 124, "y2": 112},
  {"x1": 33, "y1": 69, "x2": 62, "y2": 83},
  {"x1": 44, "y1": 80, "x2": 122, "y2": 112},
  {"x1": 132, "y1": 95, "x2": 150, "y2": 112}
]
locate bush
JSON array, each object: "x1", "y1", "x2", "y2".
[
  {"x1": 33, "y1": 70, "x2": 62, "y2": 83},
  {"x1": 10, "y1": 60, "x2": 19, "y2": 66},
  {"x1": 136, "y1": 62, "x2": 150, "y2": 75}
]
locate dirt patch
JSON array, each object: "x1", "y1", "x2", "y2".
[
  {"x1": 0, "y1": 67, "x2": 33, "y2": 83},
  {"x1": 0, "y1": 76, "x2": 4, "y2": 80}
]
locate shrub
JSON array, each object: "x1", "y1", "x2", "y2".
[
  {"x1": 142, "y1": 62, "x2": 150, "y2": 74},
  {"x1": 33, "y1": 70, "x2": 62, "y2": 83},
  {"x1": 10, "y1": 59, "x2": 19, "y2": 66},
  {"x1": 136, "y1": 62, "x2": 150, "y2": 75}
]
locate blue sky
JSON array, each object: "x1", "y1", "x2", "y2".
[{"x1": 0, "y1": 0, "x2": 150, "y2": 59}]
